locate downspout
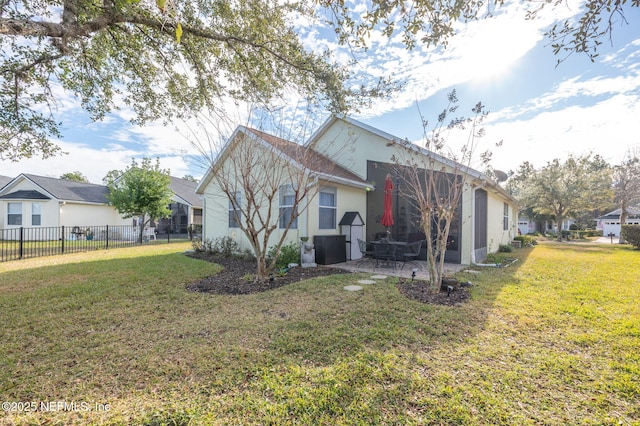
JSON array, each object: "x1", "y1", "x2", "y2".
[
  {"x1": 471, "y1": 188, "x2": 477, "y2": 264},
  {"x1": 302, "y1": 174, "x2": 319, "y2": 240},
  {"x1": 201, "y1": 197, "x2": 207, "y2": 241}
]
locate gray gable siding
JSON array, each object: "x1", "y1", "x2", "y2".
[{"x1": 0, "y1": 190, "x2": 51, "y2": 200}]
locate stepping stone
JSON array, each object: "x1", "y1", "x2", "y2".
[
  {"x1": 343, "y1": 285, "x2": 363, "y2": 291},
  {"x1": 370, "y1": 275, "x2": 387, "y2": 280},
  {"x1": 358, "y1": 279, "x2": 376, "y2": 285}
]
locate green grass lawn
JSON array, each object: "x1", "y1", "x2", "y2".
[{"x1": 0, "y1": 242, "x2": 638, "y2": 425}]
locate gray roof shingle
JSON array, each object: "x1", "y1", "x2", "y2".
[
  {"x1": 1, "y1": 174, "x2": 201, "y2": 207},
  {"x1": 0, "y1": 175, "x2": 11, "y2": 190},
  {"x1": 23, "y1": 174, "x2": 110, "y2": 203},
  {"x1": 169, "y1": 177, "x2": 202, "y2": 208}
]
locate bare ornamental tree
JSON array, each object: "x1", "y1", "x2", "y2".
[
  {"x1": 195, "y1": 123, "x2": 351, "y2": 281},
  {"x1": 391, "y1": 91, "x2": 495, "y2": 291}
]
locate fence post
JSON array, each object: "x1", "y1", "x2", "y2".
[
  {"x1": 19, "y1": 227, "x2": 24, "y2": 259},
  {"x1": 61, "y1": 225, "x2": 65, "y2": 254},
  {"x1": 106, "y1": 225, "x2": 109, "y2": 249}
]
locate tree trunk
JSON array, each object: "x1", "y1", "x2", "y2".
[
  {"x1": 138, "y1": 215, "x2": 146, "y2": 244},
  {"x1": 556, "y1": 213, "x2": 564, "y2": 242},
  {"x1": 619, "y1": 209, "x2": 628, "y2": 244}
]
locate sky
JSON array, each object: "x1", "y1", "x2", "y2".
[{"x1": 1, "y1": 0, "x2": 639, "y2": 184}]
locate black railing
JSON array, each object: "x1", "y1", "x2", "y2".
[{"x1": 0, "y1": 224, "x2": 201, "y2": 263}]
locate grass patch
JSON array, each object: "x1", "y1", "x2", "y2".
[{"x1": 1, "y1": 242, "x2": 638, "y2": 424}]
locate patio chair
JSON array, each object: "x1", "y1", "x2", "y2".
[
  {"x1": 400, "y1": 239, "x2": 424, "y2": 270},
  {"x1": 356, "y1": 238, "x2": 374, "y2": 267},
  {"x1": 373, "y1": 242, "x2": 398, "y2": 270},
  {"x1": 143, "y1": 227, "x2": 157, "y2": 241}
]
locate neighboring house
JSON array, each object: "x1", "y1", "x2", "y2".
[
  {"x1": 0, "y1": 174, "x2": 130, "y2": 232},
  {"x1": 596, "y1": 206, "x2": 640, "y2": 236},
  {"x1": 517, "y1": 216, "x2": 537, "y2": 235},
  {"x1": 196, "y1": 116, "x2": 520, "y2": 265},
  {"x1": 156, "y1": 177, "x2": 203, "y2": 234},
  {"x1": 517, "y1": 214, "x2": 574, "y2": 235},
  {"x1": 0, "y1": 174, "x2": 203, "y2": 236}
]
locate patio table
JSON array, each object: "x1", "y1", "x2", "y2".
[{"x1": 371, "y1": 240, "x2": 407, "y2": 270}]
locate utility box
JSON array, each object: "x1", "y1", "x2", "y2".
[{"x1": 314, "y1": 235, "x2": 346, "y2": 265}]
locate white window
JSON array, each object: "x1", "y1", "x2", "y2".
[
  {"x1": 32, "y1": 203, "x2": 42, "y2": 226},
  {"x1": 8, "y1": 202, "x2": 22, "y2": 225},
  {"x1": 229, "y1": 191, "x2": 241, "y2": 228},
  {"x1": 503, "y1": 203, "x2": 509, "y2": 231},
  {"x1": 319, "y1": 187, "x2": 337, "y2": 229},
  {"x1": 279, "y1": 185, "x2": 297, "y2": 229}
]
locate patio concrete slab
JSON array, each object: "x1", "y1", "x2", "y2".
[{"x1": 332, "y1": 260, "x2": 467, "y2": 281}]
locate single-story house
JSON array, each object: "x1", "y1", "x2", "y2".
[
  {"x1": 196, "y1": 116, "x2": 520, "y2": 265},
  {"x1": 157, "y1": 177, "x2": 203, "y2": 234},
  {"x1": 517, "y1": 214, "x2": 574, "y2": 235},
  {"x1": 0, "y1": 173, "x2": 202, "y2": 237},
  {"x1": 596, "y1": 206, "x2": 640, "y2": 236},
  {"x1": 0, "y1": 174, "x2": 130, "y2": 231}
]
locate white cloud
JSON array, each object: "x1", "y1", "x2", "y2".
[
  {"x1": 487, "y1": 92, "x2": 640, "y2": 172},
  {"x1": 1, "y1": 140, "x2": 139, "y2": 184}
]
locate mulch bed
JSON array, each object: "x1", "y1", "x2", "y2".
[
  {"x1": 397, "y1": 279, "x2": 471, "y2": 306},
  {"x1": 186, "y1": 252, "x2": 470, "y2": 305},
  {"x1": 186, "y1": 253, "x2": 347, "y2": 295}
]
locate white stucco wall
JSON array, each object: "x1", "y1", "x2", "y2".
[
  {"x1": 200, "y1": 174, "x2": 367, "y2": 255},
  {"x1": 59, "y1": 203, "x2": 130, "y2": 227},
  {"x1": 1, "y1": 199, "x2": 59, "y2": 228},
  {"x1": 306, "y1": 182, "x2": 367, "y2": 236},
  {"x1": 485, "y1": 191, "x2": 517, "y2": 253}
]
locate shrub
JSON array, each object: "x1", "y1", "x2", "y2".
[
  {"x1": 585, "y1": 229, "x2": 603, "y2": 237},
  {"x1": 215, "y1": 236, "x2": 239, "y2": 257},
  {"x1": 621, "y1": 225, "x2": 640, "y2": 249},
  {"x1": 192, "y1": 238, "x2": 214, "y2": 253},
  {"x1": 191, "y1": 236, "x2": 239, "y2": 256},
  {"x1": 268, "y1": 241, "x2": 300, "y2": 270},
  {"x1": 485, "y1": 252, "x2": 506, "y2": 264},
  {"x1": 498, "y1": 244, "x2": 513, "y2": 253},
  {"x1": 513, "y1": 235, "x2": 537, "y2": 246},
  {"x1": 569, "y1": 223, "x2": 579, "y2": 230}
]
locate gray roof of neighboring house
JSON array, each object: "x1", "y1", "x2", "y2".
[
  {"x1": 0, "y1": 175, "x2": 12, "y2": 190},
  {"x1": 598, "y1": 206, "x2": 640, "y2": 219},
  {"x1": 1, "y1": 174, "x2": 202, "y2": 207},
  {"x1": 22, "y1": 174, "x2": 110, "y2": 203},
  {"x1": 169, "y1": 176, "x2": 202, "y2": 208}
]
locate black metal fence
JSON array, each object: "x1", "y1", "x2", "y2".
[{"x1": 0, "y1": 224, "x2": 201, "y2": 263}]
